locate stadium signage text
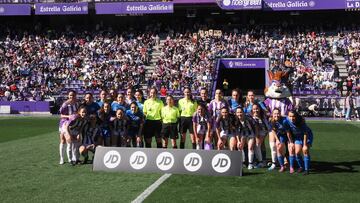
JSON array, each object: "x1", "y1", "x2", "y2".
[
  {"x1": 218, "y1": 0, "x2": 262, "y2": 10},
  {"x1": 93, "y1": 147, "x2": 243, "y2": 176},
  {"x1": 35, "y1": 3, "x2": 88, "y2": 15},
  {"x1": 263, "y1": 0, "x2": 346, "y2": 11},
  {"x1": 95, "y1": 2, "x2": 174, "y2": 15},
  {"x1": 0, "y1": 4, "x2": 31, "y2": 16},
  {"x1": 220, "y1": 58, "x2": 267, "y2": 69}
]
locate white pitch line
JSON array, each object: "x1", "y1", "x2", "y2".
[{"x1": 131, "y1": 173, "x2": 172, "y2": 203}]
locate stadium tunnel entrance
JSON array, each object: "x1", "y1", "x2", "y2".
[{"x1": 214, "y1": 58, "x2": 269, "y2": 96}]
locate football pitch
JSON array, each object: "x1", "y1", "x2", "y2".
[{"x1": 0, "y1": 117, "x2": 359, "y2": 202}]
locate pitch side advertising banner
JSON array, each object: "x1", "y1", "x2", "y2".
[
  {"x1": 95, "y1": 2, "x2": 174, "y2": 15},
  {"x1": 93, "y1": 147, "x2": 243, "y2": 176},
  {"x1": 0, "y1": 4, "x2": 31, "y2": 16},
  {"x1": 220, "y1": 58, "x2": 267, "y2": 69},
  {"x1": 217, "y1": 0, "x2": 262, "y2": 10},
  {"x1": 263, "y1": 0, "x2": 356, "y2": 11},
  {"x1": 35, "y1": 3, "x2": 88, "y2": 15}
]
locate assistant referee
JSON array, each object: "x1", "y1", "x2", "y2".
[{"x1": 143, "y1": 87, "x2": 164, "y2": 148}]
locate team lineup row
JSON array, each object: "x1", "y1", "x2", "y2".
[{"x1": 58, "y1": 87, "x2": 312, "y2": 175}]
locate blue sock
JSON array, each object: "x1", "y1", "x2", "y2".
[
  {"x1": 289, "y1": 156, "x2": 295, "y2": 168},
  {"x1": 277, "y1": 156, "x2": 284, "y2": 167},
  {"x1": 296, "y1": 155, "x2": 303, "y2": 169},
  {"x1": 304, "y1": 155, "x2": 310, "y2": 171}
]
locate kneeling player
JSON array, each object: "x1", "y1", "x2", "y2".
[
  {"x1": 192, "y1": 104, "x2": 211, "y2": 150},
  {"x1": 216, "y1": 107, "x2": 236, "y2": 150},
  {"x1": 112, "y1": 109, "x2": 128, "y2": 147},
  {"x1": 269, "y1": 108, "x2": 288, "y2": 172},
  {"x1": 235, "y1": 107, "x2": 257, "y2": 169},
  {"x1": 80, "y1": 115, "x2": 100, "y2": 164},
  {"x1": 286, "y1": 110, "x2": 313, "y2": 175}
]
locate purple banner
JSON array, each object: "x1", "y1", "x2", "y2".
[
  {"x1": 35, "y1": 3, "x2": 88, "y2": 15},
  {"x1": 220, "y1": 59, "x2": 267, "y2": 69},
  {"x1": 96, "y1": 2, "x2": 174, "y2": 15},
  {"x1": 218, "y1": 0, "x2": 262, "y2": 10},
  {"x1": 0, "y1": 4, "x2": 31, "y2": 16},
  {"x1": 173, "y1": 0, "x2": 215, "y2": 4},
  {"x1": 0, "y1": 101, "x2": 50, "y2": 113},
  {"x1": 263, "y1": 0, "x2": 349, "y2": 11}
]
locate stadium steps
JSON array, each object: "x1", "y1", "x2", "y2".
[
  {"x1": 141, "y1": 40, "x2": 166, "y2": 93},
  {"x1": 333, "y1": 55, "x2": 349, "y2": 95}
]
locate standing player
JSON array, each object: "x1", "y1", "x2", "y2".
[
  {"x1": 83, "y1": 93, "x2": 100, "y2": 116},
  {"x1": 216, "y1": 107, "x2": 236, "y2": 150},
  {"x1": 251, "y1": 103, "x2": 271, "y2": 168},
  {"x1": 59, "y1": 90, "x2": 79, "y2": 165},
  {"x1": 286, "y1": 111, "x2": 313, "y2": 175},
  {"x1": 192, "y1": 104, "x2": 211, "y2": 150},
  {"x1": 161, "y1": 95, "x2": 180, "y2": 148},
  {"x1": 178, "y1": 87, "x2": 198, "y2": 149},
  {"x1": 125, "y1": 88, "x2": 135, "y2": 106},
  {"x1": 197, "y1": 88, "x2": 211, "y2": 108},
  {"x1": 243, "y1": 90, "x2": 266, "y2": 114},
  {"x1": 208, "y1": 89, "x2": 229, "y2": 149},
  {"x1": 235, "y1": 107, "x2": 257, "y2": 169},
  {"x1": 143, "y1": 87, "x2": 164, "y2": 148},
  {"x1": 98, "y1": 102, "x2": 112, "y2": 146},
  {"x1": 134, "y1": 89, "x2": 145, "y2": 112},
  {"x1": 228, "y1": 88, "x2": 243, "y2": 113},
  {"x1": 111, "y1": 93, "x2": 128, "y2": 114},
  {"x1": 63, "y1": 106, "x2": 87, "y2": 165},
  {"x1": 97, "y1": 90, "x2": 108, "y2": 108},
  {"x1": 126, "y1": 102, "x2": 144, "y2": 147},
  {"x1": 269, "y1": 108, "x2": 288, "y2": 172}
]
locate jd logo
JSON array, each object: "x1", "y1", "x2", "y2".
[
  {"x1": 156, "y1": 152, "x2": 174, "y2": 171},
  {"x1": 183, "y1": 153, "x2": 202, "y2": 172},
  {"x1": 211, "y1": 153, "x2": 231, "y2": 173},
  {"x1": 103, "y1": 150, "x2": 121, "y2": 169},
  {"x1": 129, "y1": 151, "x2": 147, "y2": 170}
]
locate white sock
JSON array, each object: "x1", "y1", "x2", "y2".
[
  {"x1": 255, "y1": 145, "x2": 263, "y2": 162},
  {"x1": 66, "y1": 143, "x2": 72, "y2": 162},
  {"x1": 59, "y1": 143, "x2": 65, "y2": 161},
  {"x1": 71, "y1": 142, "x2": 77, "y2": 162},
  {"x1": 241, "y1": 150, "x2": 245, "y2": 163},
  {"x1": 248, "y1": 150, "x2": 254, "y2": 164},
  {"x1": 269, "y1": 141, "x2": 277, "y2": 163},
  {"x1": 196, "y1": 142, "x2": 201, "y2": 150}
]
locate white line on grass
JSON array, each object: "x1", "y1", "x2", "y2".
[{"x1": 131, "y1": 173, "x2": 172, "y2": 203}]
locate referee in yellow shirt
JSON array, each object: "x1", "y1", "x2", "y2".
[
  {"x1": 143, "y1": 87, "x2": 164, "y2": 148},
  {"x1": 161, "y1": 95, "x2": 180, "y2": 149},
  {"x1": 178, "y1": 87, "x2": 198, "y2": 149}
]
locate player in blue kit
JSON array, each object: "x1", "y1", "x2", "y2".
[
  {"x1": 98, "y1": 102, "x2": 112, "y2": 146},
  {"x1": 111, "y1": 93, "x2": 128, "y2": 114},
  {"x1": 126, "y1": 102, "x2": 144, "y2": 147},
  {"x1": 269, "y1": 108, "x2": 288, "y2": 172},
  {"x1": 83, "y1": 93, "x2": 100, "y2": 116},
  {"x1": 286, "y1": 110, "x2": 313, "y2": 175}
]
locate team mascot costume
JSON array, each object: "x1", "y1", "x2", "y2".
[{"x1": 264, "y1": 70, "x2": 294, "y2": 116}]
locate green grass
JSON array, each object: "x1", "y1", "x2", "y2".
[{"x1": 0, "y1": 117, "x2": 359, "y2": 202}]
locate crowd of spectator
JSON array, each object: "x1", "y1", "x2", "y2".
[
  {"x1": 0, "y1": 26, "x2": 154, "y2": 101},
  {"x1": 1, "y1": 23, "x2": 360, "y2": 102}
]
